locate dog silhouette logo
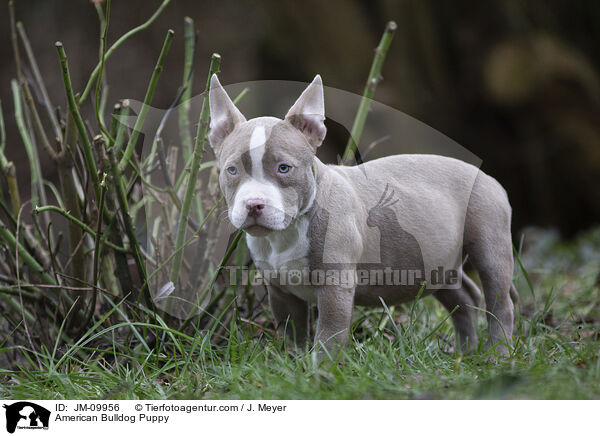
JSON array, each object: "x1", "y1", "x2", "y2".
[
  {"x1": 366, "y1": 184, "x2": 425, "y2": 282},
  {"x1": 3, "y1": 402, "x2": 50, "y2": 433}
]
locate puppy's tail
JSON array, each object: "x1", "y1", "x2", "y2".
[
  {"x1": 461, "y1": 273, "x2": 482, "y2": 308},
  {"x1": 510, "y1": 283, "x2": 520, "y2": 311}
]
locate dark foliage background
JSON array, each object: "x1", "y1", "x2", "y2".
[{"x1": 1, "y1": 0, "x2": 599, "y2": 236}]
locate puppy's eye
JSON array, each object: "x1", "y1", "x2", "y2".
[
  {"x1": 277, "y1": 163, "x2": 291, "y2": 174},
  {"x1": 226, "y1": 165, "x2": 238, "y2": 175}
]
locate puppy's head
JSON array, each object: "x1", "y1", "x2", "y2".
[{"x1": 208, "y1": 75, "x2": 326, "y2": 236}]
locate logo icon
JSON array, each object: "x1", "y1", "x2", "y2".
[{"x1": 3, "y1": 402, "x2": 50, "y2": 434}]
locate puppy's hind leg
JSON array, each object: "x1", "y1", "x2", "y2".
[
  {"x1": 468, "y1": 239, "x2": 515, "y2": 357},
  {"x1": 435, "y1": 285, "x2": 478, "y2": 353},
  {"x1": 464, "y1": 173, "x2": 516, "y2": 358}
]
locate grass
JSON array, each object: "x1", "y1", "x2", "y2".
[{"x1": 2, "y1": 226, "x2": 599, "y2": 400}]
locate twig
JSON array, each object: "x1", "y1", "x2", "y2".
[
  {"x1": 107, "y1": 147, "x2": 155, "y2": 311},
  {"x1": 44, "y1": 221, "x2": 63, "y2": 286},
  {"x1": 239, "y1": 317, "x2": 276, "y2": 335},
  {"x1": 109, "y1": 102, "x2": 121, "y2": 138},
  {"x1": 5, "y1": 284, "x2": 93, "y2": 292},
  {"x1": 10, "y1": 2, "x2": 50, "y2": 233},
  {"x1": 0, "y1": 195, "x2": 17, "y2": 229},
  {"x1": 0, "y1": 286, "x2": 38, "y2": 299},
  {"x1": 92, "y1": 173, "x2": 108, "y2": 287},
  {"x1": 55, "y1": 42, "x2": 101, "y2": 202},
  {"x1": 33, "y1": 205, "x2": 127, "y2": 253},
  {"x1": 78, "y1": 172, "x2": 108, "y2": 338},
  {"x1": 94, "y1": 0, "x2": 114, "y2": 143},
  {"x1": 16, "y1": 22, "x2": 61, "y2": 140},
  {"x1": 19, "y1": 77, "x2": 57, "y2": 161},
  {"x1": 112, "y1": 100, "x2": 130, "y2": 154},
  {"x1": 14, "y1": 203, "x2": 39, "y2": 368},
  {"x1": 342, "y1": 21, "x2": 397, "y2": 164},
  {"x1": 21, "y1": 222, "x2": 51, "y2": 269},
  {"x1": 169, "y1": 54, "x2": 221, "y2": 286},
  {"x1": 8, "y1": 0, "x2": 22, "y2": 81},
  {"x1": 0, "y1": 100, "x2": 21, "y2": 214},
  {"x1": 119, "y1": 29, "x2": 174, "y2": 170},
  {"x1": 79, "y1": 0, "x2": 171, "y2": 103},
  {"x1": 56, "y1": 109, "x2": 86, "y2": 282},
  {"x1": 156, "y1": 137, "x2": 183, "y2": 210},
  {"x1": 142, "y1": 79, "x2": 188, "y2": 171},
  {"x1": 178, "y1": 16, "x2": 195, "y2": 164},
  {"x1": 11, "y1": 80, "x2": 44, "y2": 206},
  {"x1": 0, "y1": 294, "x2": 36, "y2": 326}
]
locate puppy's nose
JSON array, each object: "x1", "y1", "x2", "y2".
[{"x1": 246, "y1": 199, "x2": 265, "y2": 218}]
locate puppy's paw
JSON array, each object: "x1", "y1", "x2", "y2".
[{"x1": 483, "y1": 341, "x2": 513, "y2": 362}]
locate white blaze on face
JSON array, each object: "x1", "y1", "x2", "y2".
[
  {"x1": 249, "y1": 126, "x2": 266, "y2": 178},
  {"x1": 229, "y1": 125, "x2": 287, "y2": 229}
]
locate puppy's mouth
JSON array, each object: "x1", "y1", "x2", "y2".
[
  {"x1": 239, "y1": 214, "x2": 274, "y2": 236},
  {"x1": 240, "y1": 211, "x2": 294, "y2": 236},
  {"x1": 242, "y1": 224, "x2": 273, "y2": 237}
]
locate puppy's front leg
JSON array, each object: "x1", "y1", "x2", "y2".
[
  {"x1": 314, "y1": 284, "x2": 355, "y2": 362},
  {"x1": 268, "y1": 285, "x2": 309, "y2": 348}
]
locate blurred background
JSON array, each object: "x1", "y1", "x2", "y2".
[{"x1": 1, "y1": 0, "x2": 599, "y2": 238}]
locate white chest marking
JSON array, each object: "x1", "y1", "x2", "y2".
[{"x1": 247, "y1": 216, "x2": 316, "y2": 302}]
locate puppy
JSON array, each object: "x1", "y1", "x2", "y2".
[{"x1": 208, "y1": 74, "x2": 518, "y2": 359}]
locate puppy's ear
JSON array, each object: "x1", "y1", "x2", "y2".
[
  {"x1": 285, "y1": 75, "x2": 326, "y2": 149},
  {"x1": 209, "y1": 74, "x2": 246, "y2": 154}
]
